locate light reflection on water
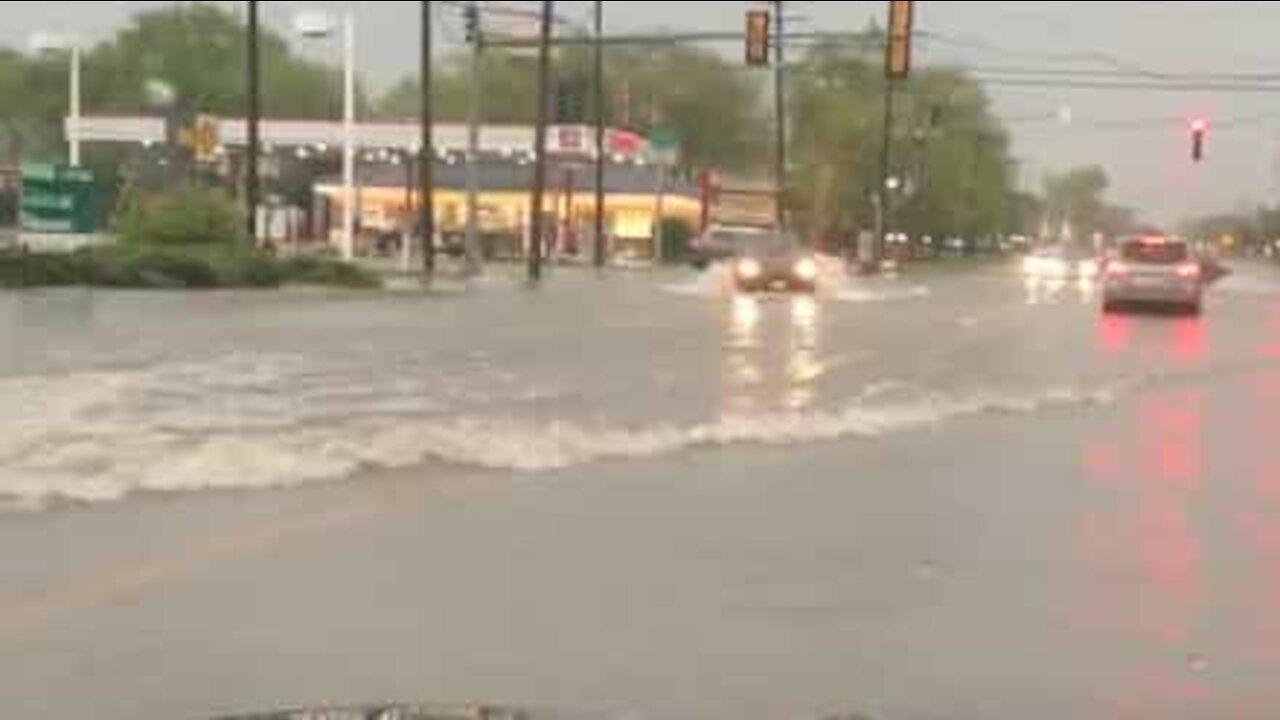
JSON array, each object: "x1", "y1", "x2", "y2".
[
  {"x1": 1024, "y1": 275, "x2": 1098, "y2": 305},
  {"x1": 722, "y1": 294, "x2": 826, "y2": 415},
  {"x1": 1082, "y1": 312, "x2": 1215, "y2": 714}
]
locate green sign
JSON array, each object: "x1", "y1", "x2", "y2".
[
  {"x1": 21, "y1": 164, "x2": 97, "y2": 234},
  {"x1": 645, "y1": 127, "x2": 681, "y2": 166}
]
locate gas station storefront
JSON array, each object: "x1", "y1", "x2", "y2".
[
  {"x1": 74, "y1": 116, "x2": 700, "y2": 260},
  {"x1": 313, "y1": 177, "x2": 700, "y2": 261}
]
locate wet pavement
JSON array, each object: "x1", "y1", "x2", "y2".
[{"x1": 4, "y1": 261, "x2": 1280, "y2": 719}]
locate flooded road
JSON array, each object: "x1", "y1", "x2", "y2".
[{"x1": 4, "y1": 263, "x2": 1280, "y2": 719}]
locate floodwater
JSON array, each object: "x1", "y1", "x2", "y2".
[{"x1": 4, "y1": 263, "x2": 1280, "y2": 719}]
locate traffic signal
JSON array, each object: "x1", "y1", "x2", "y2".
[
  {"x1": 745, "y1": 10, "x2": 771, "y2": 67},
  {"x1": 886, "y1": 0, "x2": 916, "y2": 80},
  {"x1": 555, "y1": 77, "x2": 588, "y2": 123},
  {"x1": 1191, "y1": 119, "x2": 1207, "y2": 162},
  {"x1": 463, "y1": 3, "x2": 481, "y2": 45}
]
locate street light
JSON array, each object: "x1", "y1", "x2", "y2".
[
  {"x1": 30, "y1": 32, "x2": 82, "y2": 167},
  {"x1": 295, "y1": 9, "x2": 357, "y2": 261}
]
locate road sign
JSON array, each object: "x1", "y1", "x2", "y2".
[
  {"x1": 886, "y1": 0, "x2": 915, "y2": 80},
  {"x1": 183, "y1": 114, "x2": 221, "y2": 164},
  {"x1": 645, "y1": 126, "x2": 680, "y2": 166},
  {"x1": 20, "y1": 164, "x2": 96, "y2": 235}
]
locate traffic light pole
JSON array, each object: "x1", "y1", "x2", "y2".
[
  {"x1": 420, "y1": 0, "x2": 436, "y2": 276},
  {"x1": 246, "y1": 0, "x2": 261, "y2": 241},
  {"x1": 593, "y1": 0, "x2": 607, "y2": 269},
  {"x1": 772, "y1": 0, "x2": 787, "y2": 231},
  {"x1": 529, "y1": 1, "x2": 555, "y2": 282},
  {"x1": 464, "y1": 0, "x2": 483, "y2": 275},
  {"x1": 876, "y1": 81, "x2": 897, "y2": 267}
]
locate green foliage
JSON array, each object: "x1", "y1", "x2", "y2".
[
  {"x1": 1043, "y1": 165, "x2": 1110, "y2": 234},
  {"x1": 0, "y1": 244, "x2": 378, "y2": 290},
  {"x1": 659, "y1": 217, "x2": 696, "y2": 263},
  {"x1": 117, "y1": 187, "x2": 246, "y2": 247},
  {"x1": 0, "y1": 2, "x2": 353, "y2": 202},
  {"x1": 0, "y1": 248, "x2": 83, "y2": 287},
  {"x1": 376, "y1": 45, "x2": 768, "y2": 174},
  {"x1": 86, "y1": 2, "x2": 349, "y2": 118},
  {"x1": 278, "y1": 256, "x2": 381, "y2": 289},
  {"x1": 788, "y1": 36, "x2": 1017, "y2": 242}
]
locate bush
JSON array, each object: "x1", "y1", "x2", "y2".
[
  {"x1": 659, "y1": 217, "x2": 696, "y2": 263},
  {"x1": 0, "y1": 248, "x2": 86, "y2": 287},
  {"x1": 279, "y1": 256, "x2": 381, "y2": 289},
  {"x1": 1, "y1": 245, "x2": 380, "y2": 290},
  {"x1": 117, "y1": 187, "x2": 247, "y2": 248}
]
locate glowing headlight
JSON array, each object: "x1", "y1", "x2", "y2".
[
  {"x1": 737, "y1": 258, "x2": 763, "y2": 280},
  {"x1": 1023, "y1": 256, "x2": 1043, "y2": 275},
  {"x1": 1078, "y1": 259, "x2": 1100, "y2": 277},
  {"x1": 793, "y1": 257, "x2": 819, "y2": 282}
]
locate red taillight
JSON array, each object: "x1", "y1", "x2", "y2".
[{"x1": 1176, "y1": 262, "x2": 1201, "y2": 279}]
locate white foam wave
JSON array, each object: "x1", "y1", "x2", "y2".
[
  {"x1": 0, "y1": 382, "x2": 1117, "y2": 508},
  {"x1": 834, "y1": 285, "x2": 932, "y2": 303}
]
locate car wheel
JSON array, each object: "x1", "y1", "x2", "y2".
[
  {"x1": 1103, "y1": 300, "x2": 1122, "y2": 314},
  {"x1": 1185, "y1": 301, "x2": 1203, "y2": 317}
]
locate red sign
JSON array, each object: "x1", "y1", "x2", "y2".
[
  {"x1": 557, "y1": 127, "x2": 584, "y2": 151},
  {"x1": 606, "y1": 130, "x2": 644, "y2": 155}
]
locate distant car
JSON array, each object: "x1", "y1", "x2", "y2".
[
  {"x1": 1023, "y1": 245, "x2": 1101, "y2": 280},
  {"x1": 729, "y1": 232, "x2": 819, "y2": 293},
  {"x1": 689, "y1": 225, "x2": 775, "y2": 270},
  {"x1": 1102, "y1": 236, "x2": 1204, "y2": 315}
]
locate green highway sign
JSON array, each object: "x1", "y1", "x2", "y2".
[{"x1": 21, "y1": 164, "x2": 97, "y2": 235}]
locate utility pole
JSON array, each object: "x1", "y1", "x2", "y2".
[
  {"x1": 69, "y1": 45, "x2": 81, "y2": 167},
  {"x1": 341, "y1": 13, "x2": 357, "y2": 261},
  {"x1": 246, "y1": 0, "x2": 261, "y2": 240},
  {"x1": 772, "y1": 0, "x2": 787, "y2": 231},
  {"x1": 464, "y1": 1, "x2": 483, "y2": 275},
  {"x1": 529, "y1": 1, "x2": 555, "y2": 282},
  {"x1": 878, "y1": 0, "x2": 915, "y2": 268},
  {"x1": 876, "y1": 85, "x2": 896, "y2": 265},
  {"x1": 592, "y1": 0, "x2": 607, "y2": 269},
  {"x1": 420, "y1": 0, "x2": 436, "y2": 275}
]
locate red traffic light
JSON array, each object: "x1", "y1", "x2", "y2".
[{"x1": 1190, "y1": 119, "x2": 1207, "y2": 162}]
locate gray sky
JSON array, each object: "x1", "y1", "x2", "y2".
[{"x1": 8, "y1": 1, "x2": 1280, "y2": 224}]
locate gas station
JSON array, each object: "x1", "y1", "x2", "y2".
[{"x1": 72, "y1": 116, "x2": 701, "y2": 260}]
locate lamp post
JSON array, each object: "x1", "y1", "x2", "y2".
[
  {"x1": 30, "y1": 32, "x2": 82, "y2": 167},
  {"x1": 296, "y1": 10, "x2": 358, "y2": 261}
]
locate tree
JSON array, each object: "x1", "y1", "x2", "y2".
[
  {"x1": 1042, "y1": 165, "x2": 1109, "y2": 237},
  {"x1": 378, "y1": 51, "x2": 535, "y2": 124},
  {"x1": 375, "y1": 43, "x2": 768, "y2": 173},
  {"x1": 787, "y1": 36, "x2": 1017, "y2": 242},
  {"x1": 86, "y1": 2, "x2": 349, "y2": 118}
]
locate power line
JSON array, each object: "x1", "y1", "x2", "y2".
[
  {"x1": 972, "y1": 76, "x2": 1280, "y2": 94},
  {"x1": 965, "y1": 66, "x2": 1280, "y2": 83}
]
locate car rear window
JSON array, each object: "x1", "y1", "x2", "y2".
[{"x1": 1121, "y1": 240, "x2": 1190, "y2": 264}]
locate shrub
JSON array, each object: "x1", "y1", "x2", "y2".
[
  {"x1": 659, "y1": 217, "x2": 697, "y2": 263},
  {"x1": 117, "y1": 187, "x2": 247, "y2": 248},
  {"x1": 0, "y1": 248, "x2": 85, "y2": 287},
  {"x1": 279, "y1": 256, "x2": 381, "y2": 289}
]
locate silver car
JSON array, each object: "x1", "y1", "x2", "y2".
[{"x1": 1101, "y1": 236, "x2": 1204, "y2": 315}]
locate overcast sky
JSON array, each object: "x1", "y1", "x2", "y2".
[{"x1": 8, "y1": 1, "x2": 1280, "y2": 224}]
